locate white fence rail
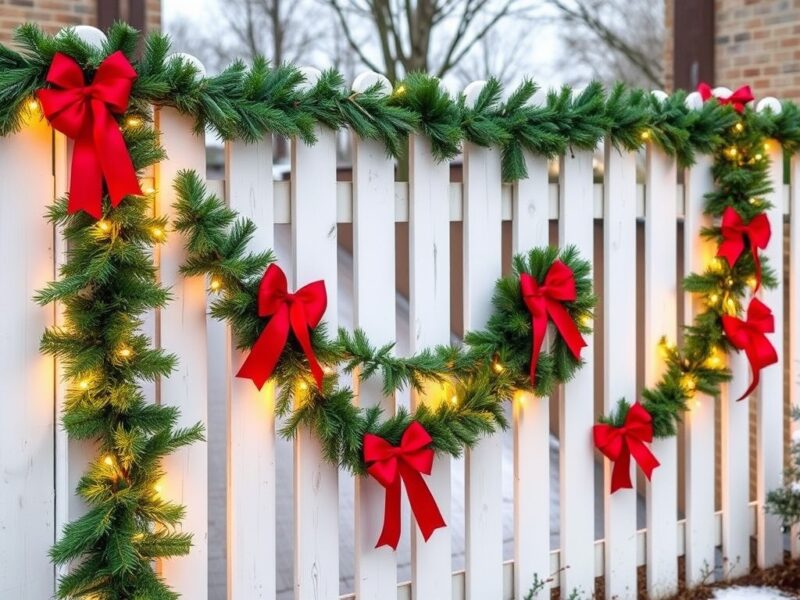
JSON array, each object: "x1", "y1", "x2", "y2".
[{"x1": 1, "y1": 98, "x2": 797, "y2": 600}]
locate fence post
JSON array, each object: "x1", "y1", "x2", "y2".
[
  {"x1": 683, "y1": 154, "x2": 717, "y2": 586},
  {"x1": 0, "y1": 105, "x2": 56, "y2": 600},
  {"x1": 602, "y1": 143, "x2": 638, "y2": 598},
  {"x1": 225, "y1": 137, "x2": 277, "y2": 599},
  {"x1": 512, "y1": 151, "x2": 551, "y2": 599},
  {"x1": 757, "y1": 138, "x2": 784, "y2": 568},
  {"x1": 558, "y1": 148, "x2": 595, "y2": 598},
  {"x1": 644, "y1": 141, "x2": 679, "y2": 595},
  {"x1": 408, "y1": 133, "x2": 453, "y2": 599},
  {"x1": 462, "y1": 80, "x2": 505, "y2": 600},
  {"x1": 156, "y1": 99, "x2": 209, "y2": 598},
  {"x1": 291, "y1": 101, "x2": 340, "y2": 598}
]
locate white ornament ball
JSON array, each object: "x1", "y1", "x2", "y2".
[
  {"x1": 167, "y1": 53, "x2": 206, "y2": 78},
  {"x1": 296, "y1": 66, "x2": 322, "y2": 93},
  {"x1": 651, "y1": 90, "x2": 669, "y2": 103},
  {"x1": 757, "y1": 96, "x2": 782, "y2": 114},
  {"x1": 712, "y1": 86, "x2": 732, "y2": 99},
  {"x1": 685, "y1": 91, "x2": 704, "y2": 111},
  {"x1": 462, "y1": 80, "x2": 488, "y2": 109},
  {"x1": 352, "y1": 71, "x2": 392, "y2": 96},
  {"x1": 59, "y1": 25, "x2": 107, "y2": 49}
]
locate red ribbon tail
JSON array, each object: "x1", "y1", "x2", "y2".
[
  {"x1": 609, "y1": 447, "x2": 633, "y2": 494},
  {"x1": 95, "y1": 104, "x2": 142, "y2": 206},
  {"x1": 290, "y1": 303, "x2": 325, "y2": 389},
  {"x1": 68, "y1": 135, "x2": 104, "y2": 219},
  {"x1": 547, "y1": 300, "x2": 587, "y2": 361},
  {"x1": 752, "y1": 247, "x2": 762, "y2": 293},
  {"x1": 400, "y1": 463, "x2": 446, "y2": 542},
  {"x1": 529, "y1": 309, "x2": 547, "y2": 384},
  {"x1": 236, "y1": 307, "x2": 290, "y2": 390},
  {"x1": 736, "y1": 351, "x2": 761, "y2": 402},
  {"x1": 629, "y1": 438, "x2": 660, "y2": 481},
  {"x1": 376, "y1": 477, "x2": 403, "y2": 550}
]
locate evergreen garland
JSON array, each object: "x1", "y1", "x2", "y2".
[
  {"x1": 602, "y1": 105, "x2": 781, "y2": 437},
  {"x1": 171, "y1": 171, "x2": 595, "y2": 473},
  {"x1": 34, "y1": 114, "x2": 203, "y2": 597}
]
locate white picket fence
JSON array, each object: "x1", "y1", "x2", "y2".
[{"x1": 1, "y1": 75, "x2": 798, "y2": 600}]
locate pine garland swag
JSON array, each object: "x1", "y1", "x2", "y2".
[{"x1": 171, "y1": 170, "x2": 595, "y2": 474}]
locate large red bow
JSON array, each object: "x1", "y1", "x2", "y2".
[
  {"x1": 37, "y1": 52, "x2": 142, "y2": 219},
  {"x1": 363, "y1": 422, "x2": 446, "y2": 550},
  {"x1": 717, "y1": 206, "x2": 771, "y2": 292},
  {"x1": 236, "y1": 264, "x2": 327, "y2": 390},
  {"x1": 722, "y1": 297, "x2": 778, "y2": 401},
  {"x1": 520, "y1": 261, "x2": 587, "y2": 385},
  {"x1": 593, "y1": 402, "x2": 660, "y2": 493},
  {"x1": 698, "y1": 82, "x2": 754, "y2": 113}
]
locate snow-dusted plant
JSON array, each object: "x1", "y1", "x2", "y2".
[{"x1": 767, "y1": 408, "x2": 800, "y2": 529}]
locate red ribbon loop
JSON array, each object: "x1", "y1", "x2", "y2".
[
  {"x1": 520, "y1": 260, "x2": 588, "y2": 385},
  {"x1": 236, "y1": 264, "x2": 327, "y2": 390},
  {"x1": 37, "y1": 52, "x2": 142, "y2": 219},
  {"x1": 363, "y1": 422, "x2": 446, "y2": 550},
  {"x1": 593, "y1": 402, "x2": 660, "y2": 493},
  {"x1": 722, "y1": 297, "x2": 778, "y2": 401},
  {"x1": 717, "y1": 206, "x2": 771, "y2": 292},
  {"x1": 698, "y1": 82, "x2": 754, "y2": 113}
]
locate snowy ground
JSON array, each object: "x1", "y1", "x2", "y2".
[{"x1": 712, "y1": 587, "x2": 797, "y2": 599}]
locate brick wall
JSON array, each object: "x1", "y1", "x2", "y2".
[
  {"x1": 0, "y1": 0, "x2": 161, "y2": 46},
  {"x1": 664, "y1": 0, "x2": 800, "y2": 100}
]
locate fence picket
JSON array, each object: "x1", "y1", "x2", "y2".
[
  {"x1": 352, "y1": 134, "x2": 398, "y2": 598},
  {"x1": 462, "y1": 138, "x2": 505, "y2": 600},
  {"x1": 791, "y1": 153, "x2": 800, "y2": 559},
  {"x1": 557, "y1": 149, "x2": 595, "y2": 597},
  {"x1": 721, "y1": 350, "x2": 750, "y2": 577},
  {"x1": 512, "y1": 151, "x2": 551, "y2": 599},
  {"x1": 0, "y1": 113, "x2": 55, "y2": 600},
  {"x1": 225, "y1": 138, "x2": 277, "y2": 599},
  {"x1": 408, "y1": 134, "x2": 453, "y2": 599},
  {"x1": 156, "y1": 106, "x2": 209, "y2": 598},
  {"x1": 290, "y1": 125, "x2": 340, "y2": 600},
  {"x1": 644, "y1": 143, "x2": 679, "y2": 596},
  {"x1": 757, "y1": 139, "x2": 784, "y2": 568},
  {"x1": 683, "y1": 154, "x2": 716, "y2": 586},
  {"x1": 602, "y1": 144, "x2": 638, "y2": 598}
]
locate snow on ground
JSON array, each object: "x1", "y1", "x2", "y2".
[{"x1": 712, "y1": 587, "x2": 796, "y2": 599}]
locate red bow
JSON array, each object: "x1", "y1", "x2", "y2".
[
  {"x1": 363, "y1": 422, "x2": 446, "y2": 550},
  {"x1": 722, "y1": 298, "x2": 778, "y2": 401},
  {"x1": 236, "y1": 264, "x2": 327, "y2": 390},
  {"x1": 717, "y1": 206, "x2": 771, "y2": 292},
  {"x1": 593, "y1": 402, "x2": 660, "y2": 493},
  {"x1": 520, "y1": 261, "x2": 587, "y2": 385},
  {"x1": 698, "y1": 82, "x2": 754, "y2": 113},
  {"x1": 37, "y1": 52, "x2": 142, "y2": 219}
]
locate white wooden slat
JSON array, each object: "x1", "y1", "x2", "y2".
[
  {"x1": 790, "y1": 153, "x2": 800, "y2": 559},
  {"x1": 644, "y1": 144, "x2": 679, "y2": 596},
  {"x1": 156, "y1": 107, "x2": 209, "y2": 598},
  {"x1": 408, "y1": 134, "x2": 452, "y2": 599},
  {"x1": 557, "y1": 149, "x2": 595, "y2": 597},
  {"x1": 139, "y1": 167, "x2": 157, "y2": 408},
  {"x1": 602, "y1": 145, "x2": 638, "y2": 598},
  {"x1": 225, "y1": 138, "x2": 276, "y2": 599},
  {"x1": 683, "y1": 154, "x2": 717, "y2": 586},
  {"x1": 757, "y1": 139, "x2": 784, "y2": 568},
  {"x1": 462, "y1": 141, "x2": 504, "y2": 599},
  {"x1": 721, "y1": 350, "x2": 750, "y2": 577},
  {"x1": 0, "y1": 112, "x2": 55, "y2": 600},
  {"x1": 511, "y1": 151, "x2": 551, "y2": 599},
  {"x1": 352, "y1": 135, "x2": 398, "y2": 598},
  {"x1": 290, "y1": 125, "x2": 340, "y2": 600}
]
